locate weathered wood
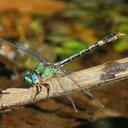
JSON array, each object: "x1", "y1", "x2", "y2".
[{"x1": 0, "y1": 57, "x2": 128, "y2": 112}]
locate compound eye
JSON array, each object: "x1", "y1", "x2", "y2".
[
  {"x1": 34, "y1": 77, "x2": 37, "y2": 80},
  {"x1": 25, "y1": 71, "x2": 31, "y2": 77},
  {"x1": 32, "y1": 74, "x2": 39, "y2": 83}
]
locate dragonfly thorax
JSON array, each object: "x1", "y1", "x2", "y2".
[{"x1": 34, "y1": 63, "x2": 55, "y2": 78}]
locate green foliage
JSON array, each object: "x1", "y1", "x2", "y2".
[
  {"x1": 114, "y1": 38, "x2": 128, "y2": 52},
  {"x1": 30, "y1": 19, "x2": 43, "y2": 36},
  {"x1": 55, "y1": 40, "x2": 88, "y2": 57},
  {"x1": 112, "y1": 19, "x2": 128, "y2": 52}
]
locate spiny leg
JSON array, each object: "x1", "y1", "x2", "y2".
[
  {"x1": 34, "y1": 83, "x2": 42, "y2": 99},
  {"x1": 43, "y1": 83, "x2": 50, "y2": 98},
  {"x1": 34, "y1": 82, "x2": 50, "y2": 99}
]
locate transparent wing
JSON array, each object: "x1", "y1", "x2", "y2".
[
  {"x1": 53, "y1": 66, "x2": 104, "y2": 108},
  {"x1": 48, "y1": 65, "x2": 78, "y2": 112},
  {"x1": 0, "y1": 38, "x2": 47, "y2": 65}
]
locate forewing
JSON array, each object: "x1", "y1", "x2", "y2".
[{"x1": 0, "y1": 38, "x2": 47, "y2": 65}]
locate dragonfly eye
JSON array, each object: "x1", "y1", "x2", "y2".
[
  {"x1": 31, "y1": 74, "x2": 39, "y2": 84},
  {"x1": 24, "y1": 71, "x2": 31, "y2": 78}
]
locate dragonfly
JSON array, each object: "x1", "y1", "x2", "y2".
[{"x1": 0, "y1": 32, "x2": 124, "y2": 112}]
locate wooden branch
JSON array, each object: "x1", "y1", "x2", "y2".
[{"x1": 0, "y1": 57, "x2": 128, "y2": 112}]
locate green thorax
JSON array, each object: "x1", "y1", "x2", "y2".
[{"x1": 34, "y1": 63, "x2": 56, "y2": 78}]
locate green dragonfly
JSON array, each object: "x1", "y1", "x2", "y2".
[{"x1": 0, "y1": 32, "x2": 124, "y2": 112}]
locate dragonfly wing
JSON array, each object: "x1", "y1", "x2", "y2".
[
  {"x1": 54, "y1": 66, "x2": 104, "y2": 108},
  {"x1": 0, "y1": 38, "x2": 47, "y2": 65},
  {"x1": 15, "y1": 43, "x2": 47, "y2": 64},
  {"x1": 48, "y1": 65, "x2": 78, "y2": 112}
]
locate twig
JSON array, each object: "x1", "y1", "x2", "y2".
[{"x1": 0, "y1": 57, "x2": 128, "y2": 112}]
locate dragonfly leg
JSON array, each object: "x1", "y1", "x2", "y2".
[
  {"x1": 33, "y1": 83, "x2": 42, "y2": 99},
  {"x1": 41, "y1": 82, "x2": 50, "y2": 98},
  {"x1": 33, "y1": 82, "x2": 50, "y2": 99}
]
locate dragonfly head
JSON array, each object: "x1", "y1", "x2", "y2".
[{"x1": 24, "y1": 71, "x2": 40, "y2": 86}]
